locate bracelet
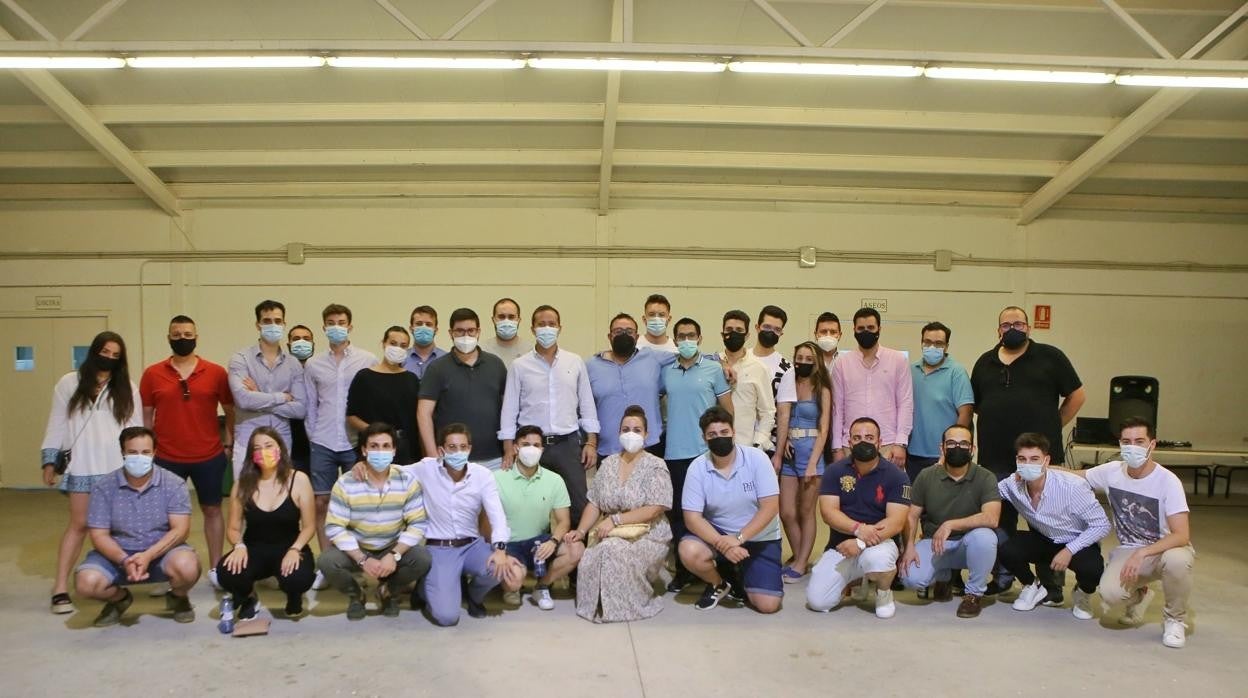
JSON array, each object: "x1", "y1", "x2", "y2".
[
  {"x1": 851, "y1": 522, "x2": 861, "y2": 535},
  {"x1": 611, "y1": 514, "x2": 621, "y2": 526},
  {"x1": 288, "y1": 547, "x2": 300, "y2": 553},
  {"x1": 232, "y1": 543, "x2": 247, "y2": 551}
]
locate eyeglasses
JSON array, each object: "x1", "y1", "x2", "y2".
[
  {"x1": 943, "y1": 440, "x2": 973, "y2": 449},
  {"x1": 179, "y1": 378, "x2": 190, "y2": 401},
  {"x1": 999, "y1": 321, "x2": 1028, "y2": 332},
  {"x1": 450, "y1": 328, "x2": 479, "y2": 337},
  {"x1": 921, "y1": 340, "x2": 948, "y2": 349},
  {"x1": 759, "y1": 324, "x2": 783, "y2": 334},
  {"x1": 610, "y1": 328, "x2": 637, "y2": 337},
  {"x1": 675, "y1": 333, "x2": 699, "y2": 341}
]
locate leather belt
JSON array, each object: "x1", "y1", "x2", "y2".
[
  {"x1": 425, "y1": 537, "x2": 476, "y2": 548},
  {"x1": 543, "y1": 432, "x2": 578, "y2": 446}
]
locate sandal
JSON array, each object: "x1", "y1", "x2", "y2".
[
  {"x1": 781, "y1": 566, "x2": 805, "y2": 583},
  {"x1": 50, "y1": 593, "x2": 75, "y2": 614}
]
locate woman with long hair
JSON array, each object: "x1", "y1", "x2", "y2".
[
  {"x1": 772, "y1": 341, "x2": 831, "y2": 582},
  {"x1": 40, "y1": 331, "x2": 142, "y2": 614},
  {"x1": 216, "y1": 426, "x2": 316, "y2": 619}
]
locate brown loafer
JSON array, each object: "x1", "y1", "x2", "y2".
[
  {"x1": 932, "y1": 581, "x2": 952, "y2": 602},
  {"x1": 956, "y1": 594, "x2": 983, "y2": 618}
]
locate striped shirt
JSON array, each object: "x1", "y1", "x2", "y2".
[
  {"x1": 997, "y1": 469, "x2": 1110, "y2": 554},
  {"x1": 325, "y1": 466, "x2": 427, "y2": 552}
]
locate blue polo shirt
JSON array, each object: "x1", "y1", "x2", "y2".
[
  {"x1": 820, "y1": 457, "x2": 910, "y2": 548},
  {"x1": 587, "y1": 349, "x2": 675, "y2": 456},
  {"x1": 909, "y1": 356, "x2": 975, "y2": 458},
  {"x1": 87, "y1": 467, "x2": 192, "y2": 553},
  {"x1": 662, "y1": 354, "x2": 731, "y2": 460},
  {"x1": 683, "y1": 444, "x2": 781, "y2": 541}
]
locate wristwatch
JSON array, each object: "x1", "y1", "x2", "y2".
[
  {"x1": 735, "y1": 532, "x2": 745, "y2": 543},
  {"x1": 391, "y1": 550, "x2": 402, "y2": 562},
  {"x1": 493, "y1": 542, "x2": 506, "y2": 551},
  {"x1": 856, "y1": 539, "x2": 867, "y2": 550}
]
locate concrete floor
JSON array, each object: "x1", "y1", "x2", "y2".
[{"x1": 2, "y1": 489, "x2": 1246, "y2": 698}]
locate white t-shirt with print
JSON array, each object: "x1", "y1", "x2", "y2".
[{"x1": 1085, "y1": 461, "x2": 1189, "y2": 548}]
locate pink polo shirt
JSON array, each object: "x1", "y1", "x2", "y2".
[{"x1": 830, "y1": 346, "x2": 913, "y2": 449}]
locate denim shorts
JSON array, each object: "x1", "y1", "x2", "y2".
[
  {"x1": 504, "y1": 534, "x2": 553, "y2": 571},
  {"x1": 310, "y1": 443, "x2": 358, "y2": 494},
  {"x1": 780, "y1": 460, "x2": 826, "y2": 478},
  {"x1": 683, "y1": 534, "x2": 784, "y2": 597},
  {"x1": 77, "y1": 545, "x2": 195, "y2": 587}
]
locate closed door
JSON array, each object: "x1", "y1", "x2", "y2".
[{"x1": 0, "y1": 316, "x2": 108, "y2": 488}]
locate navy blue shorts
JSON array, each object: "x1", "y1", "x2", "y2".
[
  {"x1": 157, "y1": 452, "x2": 228, "y2": 506},
  {"x1": 684, "y1": 534, "x2": 784, "y2": 597},
  {"x1": 504, "y1": 534, "x2": 552, "y2": 571}
]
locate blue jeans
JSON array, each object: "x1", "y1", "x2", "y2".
[
  {"x1": 420, "y1": 539, "x2": 500, "y2": 626},
  {"x1": 901, "y1": 527, "x2": 998, "y2": 596}
]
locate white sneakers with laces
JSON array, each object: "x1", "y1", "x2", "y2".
[
  {"x1": 1162, "y1": 618, "x2": 1187, "y2": 648},
  {"x1": 1072, "y1": 588, "x2": 1094, "y2": 620},
  {"x1": 1012, "y1": 581, "x2": 1048, "y2": 612},
  {"x1": 874, "y1": 589, "x2": 896, "y2": 619},
  {"x1": 534, "y1": 586, "x2": 555, "y2": 611}
]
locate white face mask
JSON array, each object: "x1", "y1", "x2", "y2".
[
  {"x1": 619, "y1": 431, "x2": 645, "y2": 454},
  {"x1": 453, "y1": 336, "x2": 479, "y2": 354},
  {"x1": 517, "y1": 445, "x2": 543, "y2": 467},
  {"x1": 816, "y1": 336, "x2": 839, "y2": 353},
  {"x1": 383, "y1": 345, "x2": 408, "y2": 365},
  {"x1": 1121, "y1": 444, "x2": 1150, "y2": 469}
]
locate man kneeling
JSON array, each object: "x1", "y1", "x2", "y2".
[{"x1": 75, "y1": 426, "x2": 201, "y2": 627}]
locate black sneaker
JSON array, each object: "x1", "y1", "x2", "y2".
[
  {"x1": 466, "y1": 595, "x2": 487, "y2": 619},
  {"x1": 380, "y1": 589, "x2": 400, "y2": 618},
  {"x1": 236, "y1": 595, "x2": 259, "y2": 621},
  {"x1": 346, "y1": 595, "x2": 366, "y2": 621},
  {"x1": 984, "y1": 577, "x2": 1013, "y2": 596},
  {"x1": 1041, "y1": 588, "x2": 1066, "y2": 607},
  {"x1": 694, "y1": 582, "x2": 732, "y2": 611},
  {"x1": 726, "y1": 582, "x2": 745, "y2": 604},
  {"x1": 666, "y1": 573, "x2": 692, "y2": 594},
  {"x1": 410, "y1": 587, "x2": 426, "y2": 611},
  {"x1": 284, "y1": 594, "x2": 303, "y2": 616},
  {"x1": 92, "y1": 588, "x2": 133, "y2": 627}
]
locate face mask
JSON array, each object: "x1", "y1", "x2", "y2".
[
  {"x1": 945, "y1": 447, "x2": 973, "y2": 468},
  {"x1": 325, "y1": 325, "x2": 349, "y2": 345},
  {"x1": 412, "y1": 326, "x2": 435, "y2": 347},
  {"x1": 383, "y1": 345, "x2": 408, "y2": 365},
  {"x1": 169, "y1": 338, "x2": 196, "y2": 357},
  {"x1": 851, "y1": 441, "x2": 878, "y2": 463},
  {"x1": 443, "y1": 450, "x2": 470, "y2": 471},
  {"x1": 1121, "y1": 444, "x2": 1150, "y2": 469},
  {"x1": 495, "y1": 320, "x2": 519, "y2": 340},
  {"x1": 646, "y1": 317, "x2": 667, "y2": 337},
  {"x1": 922, "y1": 347, "x2": 945, "y2": 366},
  {"x1": 854, "y1": 330, "x2": 880, "y2": 350},
  {"x1": 252, "y1": 448, "x2": 279, "y2": 470},
  {"x1": 611, "y1": 333, "x2": 636, "y2": 356},
  {"x1": 707, "y1": 436, "x2": 735, "y2": 458},
  {"x1": 757, "y1": 330, "x2": 780, "y2": 349},
  {"x1": 677, "y1": 339, "x2": 699, "y2": 359},
  {"x1": 517, "y1": 445, "x2": 543, "y2": 468},
  {"x1": 535, "y1": 327, "x2": 559, "y2": 349},
  {"x1": 366, "y1": 450, "x2": 394, "y2": 472},
  {"x1": 1001, "y1": 327, "x2": 1028, "y2": 350},
  {"x1": 619, "y1": 432, "x2": 645, "y2": 454},
  {"x1": 722, "y1": 332, "x2": 746, "y2": 352},
  {"x1": 289, "y1": 339, "x2": 313, "y2": 360},
  {"x1": 1016, "y1": 464, "x2": 1044, "y2": 481},
  {"x1": 453, "y1": 336, "x2": 478, "y2": 354},
  {"x1": 816, "y1": 336, "x2": 839, "y2": 353},
  {"x1": 95, "y1": 355, "x2": 121, "y2": 372},
  {"x1": 260, "y1": 324, "x2": 285, "y2": 343},
  {"x1": 794, "y1": 362, "x2": 814, "y2": 378},
  {"x1": 122, "y1": 454, "x2": 153, "y2": 478}
]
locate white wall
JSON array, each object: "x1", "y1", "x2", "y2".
[{"x1": 1, "y1": 202, "x2": 1245, "y2": 452}]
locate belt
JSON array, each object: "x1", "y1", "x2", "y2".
[
  {"x1": 543, "y1": 432, "x2": 578, "y2": 446},
  {"x1": 425, "y1": 537, "x2": 476, "y2": 548},
  {"x1": 789, "y1": 428, "x2": 818, "y2": 439}
]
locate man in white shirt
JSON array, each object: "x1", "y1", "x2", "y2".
[
  {"x1": 1080, "y1": 416, "x2": 1194, "y2": 649},
  {"x1": 499, "y1": 304, "x2": 600, "y2": 525},
  {"x1": 720, "y1": 309, "x2": 776, "y2": 449},
  {"x1": 639, "y1": 293, "x2": 678, "y2": 353},
  {"x1": 478, "y1": 297, "x2": 528, "y2": 367}
]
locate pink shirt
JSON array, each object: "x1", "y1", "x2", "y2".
[{"x1": 831, "y1": 346, "x2": 913, "y2": 449}]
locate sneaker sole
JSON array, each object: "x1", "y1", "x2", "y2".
[{"x1": 50, "y1": 603, "x2": 75, "y2": 615}]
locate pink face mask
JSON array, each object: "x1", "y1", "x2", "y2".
[{"x1": 252, "y1": 448, "x2": 279, "y2": 470}]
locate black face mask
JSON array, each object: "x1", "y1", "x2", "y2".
[
  {"x1": 95, "y1": 355, "x2": 120, "y2": 372},
  {"x1": 169, "y1": 338, "x2": 196, "y2": 357},
  {"x1": 851, "y1": 441, "x2": 878, "y2": 463},
  {"x1": 945, "y1": 446, "x2": 973, "y2": 468},
  {"x1": 722, "y1": 332, "x2": 746, "y2": 352},
  {"x1": 794, "y1": 362, "x2": 814, "y2": 378},
  {"x1": 1001, "y1": 328, "x2": 1028, "y2": 350},
  {"x1": 854, "y1": 330, "x2": 880, "y2": 349},
  {"x1": 611, "y1": 333, "x2": 636, "y2": 356},
  {"x1": 757, "y1": 330, "x2": 780, "y2": 348},
  {"x1": 707, "y1": 436, "x2": 735, "y2": 457}
]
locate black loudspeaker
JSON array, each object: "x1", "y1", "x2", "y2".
[{"x1": 1108, "y1": 376, "x2": 1159, "y2": 438}]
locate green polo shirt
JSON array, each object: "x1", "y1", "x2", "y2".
[
  {"x1": 493, "y1": 465, "x2": 571, "y2": 541},
  {"x1": 910, "y1": 462, "x2": 1000, "y2": 540}
]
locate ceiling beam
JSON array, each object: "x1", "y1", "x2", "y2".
[
  {"x1": 823, "y1": 0, "x2": 889, "y2": 47},
  {"x1": 1018, "y1": 20, "x2": 1248, "y2": 224},
  {"x1": 1185, "y1": 1, "x2": 1248, "y2": 58},
  {"x1": 598, "y1": 0, "x2": 626, "y2": 214},
  {"x1": 752, "y1": 0, "x2": 814, "y2": 46},
  {"x1": 372, "y1": 0, "x2": 431, "y2": 40},
  {"x1": 1100, "y1": 0, "x2": 1175, "y2": 58},
  {"x1": 439, "y1": 0, "x2": 498, "y2": 40},
  {"x1": 0, "y1": 0, "x2": 55, "y2": 40},
  {"x1": 64, "y1": 0, "x2": 128, "y2": 42}
]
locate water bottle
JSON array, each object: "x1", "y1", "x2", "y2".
[
  {"x1": 532, "y1": 541, "x2": 547, "y2": 579},
  {"x1": 218, "y1": 595, "x2": 235, "y2": 634}
]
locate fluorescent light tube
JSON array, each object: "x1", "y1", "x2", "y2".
[
  {"x1": 728, "y1": 61, "x2": 922, "y2": 77},
  {"x1": 0, "y1": 56, "x2": 124, "y2": 69},
  {"x1": 126, "y1": 56, "x2": 326, "y2": 68},
  {"x1": 327, "y1": 56, "x2": 525, "y2": 69},
  {"x1": 1115, "y1": 74, "x2": 1248, "y2": 88},
  {"x1": 925, "y1": 67, "x2": 1114, "y2": 84},
  {"x1": 528, "y1": 58, "x2": 725, "y2": 73}
]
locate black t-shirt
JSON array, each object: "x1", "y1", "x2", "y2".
[
  {"x1": 819, "y1": 457, "x2": 910, "y2": 548},
  {"x1": 970, "y1": 341, "x2": 1081, "y2": 471},
  {"x1": 418, "y1": 350, "x2": 507, "y2": 461},
  {"x1": 346, "y1": 368, "x2": 422, "y2": 464}
]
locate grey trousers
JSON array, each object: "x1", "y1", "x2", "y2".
[
  {"x1": 540, "y1": 435, "x2": 589, "y2": 525},
  {"x1": 317, "y1": 545, "x2": 431, "y2": 597}
]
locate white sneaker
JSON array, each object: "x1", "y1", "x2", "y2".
[
  {"x1": 534, "y1": 586, "x2": 555, "y2": 611},
  {"x1": 1162, "y1": 618, "x2": 1187, "y2": 648},
  {"x1": 207, "y1": 568, "x2": 222, "y2": 591},
  {"x1": 1072, "y1": 588, "x2": 1094, "y2": 620},
  {"x1": 1120, "y1": 587, "x2": 1156, "y2": 626},
  {"x1": 1012, "y1": 581, "x2": 1047, "y2": 612},
  {"x1": 874, "y1": 589, "x2": 896, "y2": 619},
  {"x1": 310, "y1": 569, "x2": 329, "y2": 591}
]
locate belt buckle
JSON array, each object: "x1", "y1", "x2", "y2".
[{"x1": 544, "y1": 434, "x2": 558, "y2": 446}]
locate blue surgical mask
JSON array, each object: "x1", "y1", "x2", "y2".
[
  {"x1": 123, "y1": 454, "x2": 153, "y2": 478},
  {"x1": 1016, "y1": 464, "x2": 1045, "y2": 482},
  {"x1": 289, "y1": 339, "x2": 313, "y2": 360},
  {"x1": 535, "y1": 326, "x2": 559, "y2": 349},
  {"x1": 1121, "y1": 444, "x2": 1149, "y2": 469},
  {"x1": 922, "y1": 346, "x2": 945, "y2": 366},
  {"x1": 677, "y1": 339, "x2": 699, "y2": 359},
  {"x1": 366, "y1": 450, "x2": 394, "y2": 471},
  {"x1": 412, "y1": 326, "x2": 435, "y2": 347},
  {"x1": 260, "y1": 324, "x2": 285, "y2": 343},
  {"x1": 646, "y1": 317, "x2": 667, "y2": 336},
  {"x1": 325, "y1": 325, "x2": 349, "y2": 345},
  {"x1": 443, "y1": 450, "x2": 469, "y2": 470},
  {"x1": 495, "y1": 320, "x2": 519, "y2": 340}
]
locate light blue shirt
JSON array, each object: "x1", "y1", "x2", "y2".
[
  {"x1": 587, "y1": 349, "x2": 676, "y2": 456},
  {"x1": 228, "y1": 343, "x2": 307, "y2": 447},
  {"x1": 909, "y1": 356, "x2": 975, "y2": 458},
  {"x1": 304, "y1": 344, "x2": 377, "y2": 451},
  {"x1": 404, "y1": 346, "x2": 446, "y2": 379},
  {"x1": 498, "y1": 348, "x2": 601, "y2": 441},
  {"x1": 661, "y1": 355, "x2": 731, "y2": 460},
  {"x1": 998, "y1": 469, "x2": 1110, "y2": 554},
  {"x1": 682, "y1": 445, "x2": 781, "y2": 541}
]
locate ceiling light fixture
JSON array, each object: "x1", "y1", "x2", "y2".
[
  {"x1": 1115, "y1": 74, "x2": 1248, "y2": 88},
  {"x1": 0, "y1": 56, "x2": 125, "y2": 69},
  {"x1": 126, "y1": 56, "x2": 326, "y2": 69},
  {"x1": 728, "y1": 61, "x2": 922, "y2": 77},
  {"x1": 527, "y1": 57, "x2": 726, "y2": 73},
  {"x1": 327, "y1": 56, "x2": 525, "y2": 69},
  {"x1": 924, "y1": 66, "x2": 1114, "y2": 84}
]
